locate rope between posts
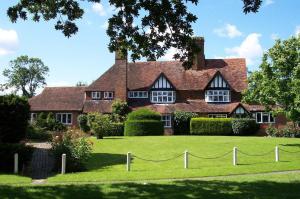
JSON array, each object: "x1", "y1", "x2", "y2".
[
  {"x1": 279, "y1": 148, "x2": 300, "y2": 154},
  {"x1": 132, "y1": 153, "x2": 184, "y2": 162},
  {"x1": 189, "y1": 150, "x2": 232, "y2": 159},
  {"x1": 238, "y1": 149, "x2": 274, "y2": 157}
]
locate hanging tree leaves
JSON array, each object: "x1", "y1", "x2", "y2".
[{"x1": 7, "y1": 0, "x2": 263, "y2": 68}]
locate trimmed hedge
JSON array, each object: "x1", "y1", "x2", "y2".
[
  {"x1": 0, "y1": 95, "x2": 30, "y2": 143},
  {"x1": 103, "y1": 122, "x2": 124, "y2": 136},
  {"x1": 232, "y1": 118, "x2": 259, "y2": 136},
  {"x1": 173, "y1": 111, "x2": 198, "y2": 135},
  {"x1": 190, "y1": 117, "x2": 233, "y2": 135},
  {"x1": 127, "y1": 108, "x2": 161, "y2": 121},
  {"x1": 124, "y1": 120, "x2": 164, "y2": 136}
]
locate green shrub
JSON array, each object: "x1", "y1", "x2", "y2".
[
  {"x1": 26, "y1": 125, "x2": 52, "y2": 141},
  {"x1": 125, "y1": 120, "x2": 164, "y2": 136},
  {"x1": 36, "y1": 112, "x2": 48, "y2": 128},
  {"x1": 232, "y1": 118, "x2": 259, "y2": 136},
  {"x1": 36, "y1": 112, "x2": 66, "y2": 132},
  {"x1": 111, "y1": 100, "x2": 130, "y2": 122},
  {"x1": 52, "y1": 131, "x2": 92, "y2": 172},
  {"x1": 0, "y1": 94, "x2": 30, "y2": 143},
  {"x1": 77, "y1": 114, "x2": 90, "y2": 133},
  {"x1": 127, "y1": 108, "x2": 161, "y2": 121},
  {"x1": 173, "y1": 111, "x2": 198, "y2": 135},
  {"x1": 0, "y1": 143, "x2": 33, "y2": 172},
  {"x1": 104, "y1": 123, "x2": 124, "y2": 136},
  {"x1": 266, "y1": 124, "x2": 300, "y2": 138},
  {"x1": 266, "y1": 125, "x2": 278, "y2": 137},
  {"x1": 88, "y1": 113, "x2": 111, "y2": 139},
  {"x1": 190, "y1": 117, "x2": 233, "y2": 135}
]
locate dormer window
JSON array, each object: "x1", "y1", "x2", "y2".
[
  {"x1": 104, "y1": 91, "x2": 114, "y2": 99},
  {"x1": 91, "y1": 91, "x2": 101, "y2": 100},
  {"x1": 205, "y1": 90, "x2": 230, "y2": 102},
  {"x1": 150, "y1": 74, "x2": 176, "y2": 104},
  {"x1": 233, "y1": 106, "x2": 248, "y2": 118}
]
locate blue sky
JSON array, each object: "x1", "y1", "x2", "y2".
[{"x1": 0, "y1": 0, "x2": 299, "y2": 94}]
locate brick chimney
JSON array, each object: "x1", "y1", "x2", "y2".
[
  {"x1": 114, "y1": 46, "x2": 128, "y2": 101},
  {"x1": 192, "y1": 37, "x2": 206, "y2": 70}
]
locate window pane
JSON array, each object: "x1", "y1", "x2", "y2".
[
  {"x1": 67, "y1": 114, "x2": 72, "y2": 124},
  {"x1": 270, "y1": 114, "x2": 274, "y2": 123},
  {"x1": 263, "y1": 113, "x2": 269, "y2": 123},
  {"x1": 62, "y1": 114, "x2": 67, "y2": 124},
  {"x1": 256, "y1": 113, "x2": 261, "y2": 123}
]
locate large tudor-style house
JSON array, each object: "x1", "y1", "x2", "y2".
[{"x1": 29, "y1": 37, "x2": 287, "y2": 134}]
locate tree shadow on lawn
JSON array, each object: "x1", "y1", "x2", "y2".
[
  {"x1": 1, "y1": 179, "x2": 300, "y2": 199},
  {"x1": 280, "y1": 143, "x2": 300, "y2": 148},
  {"x1": 87, "y1": 153, "x2": 127, "y2": 170}
]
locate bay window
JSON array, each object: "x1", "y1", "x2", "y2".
[
  {"x1": 56, "y1": 113, "x2": 72, "y2": 125},
  {"x1": 205, "y1": 90, "x2": 230, "y2": 102},
  {"x1": 151, "y1": 91, "x2": 176, "y2": 103},
  {"x1": 255, "y1": 112, "x2": 275, "y2": 123}
]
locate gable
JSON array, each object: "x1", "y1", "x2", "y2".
[
  {"x1": 152, "y1": 74, "x2": 173, "y2": 89},
  {"x1": 208, "y1": 73, "x2": 229, "y2": 88}
]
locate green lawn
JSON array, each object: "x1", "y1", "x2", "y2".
[
  {"x1": 0, "y1": 174, "x2": 31, "y2": 184},
  {"x1": 47, "y1": 136, "x2": 300, "y2": 183},
  {"x1": 1, "y1": 172, "x2": 300, "y2": 199}
]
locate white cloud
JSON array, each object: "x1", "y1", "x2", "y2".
[
  {"x1": 295, "y1": 26, "x2": 300, "y2": 37},
  {"x1": 0, "y1": 28, "x2": 19, "y2": 56},
  {"x1": 270, "y1": 33, "x2": 279, "y2": 40},
  {"x1": 101, "y1": 21, "x2": 109, "y2": 29},
  {"x1": 159, "y1": 47, "x2": 179, "y2": 61},
  {"x1": 225, "y1": 33, "x2": 263, "y2": 66},
  {"x1": 92, "y1": 3, "x2": 106, "y2": 16},
  {"x1": 265, "y1": 0, "x2": 274, "y2": 6},
  {"x1": 213, "y1": 24, "x2": 242, "y2": 39}
]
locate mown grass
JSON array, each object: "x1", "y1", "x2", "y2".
[
  {"x1": 47, "y1": 136, "x2": 300, "y2": 183},
  {"x1": 0, "y1": 174, "x2": 31, "y2": 184},
  {"x1": 1, "y1": 172, "x2": 300, "y2": 199}
]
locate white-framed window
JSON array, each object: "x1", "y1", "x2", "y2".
[
  {"x1": 56, "y1": 113, "x2": 72, "y2": 125},
  {"x1": 30, "y1": 113, "x2": 37, "y2": 123},
  {"x1": 128, "y1": 91, "x2": 148, "y2": 98},
  {"x1": 234, "y1": 107, "x2": 247, "y2": 118},
  {"x1": 91, "y1": 91, "x2": 101, "y2": 100},
  {"x1": 161, "y1": 114, "x2": 172, "y2": 128},
  {"x1": 255, "y1": 112, "x2": 275, "y2": 124},
  {"x1": 104, "y1": 91, "x2": 114, "y2": 99},
  {"x1": 205, "y1": 90, "x2": 230, "y2": 102},
  {"x1": 208, "y1": 114, "x2": 227, "y2": 118},
  {"x1": 151, "y1": 91, "x2": 176, "y2": 103}
]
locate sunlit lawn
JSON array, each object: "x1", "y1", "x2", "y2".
[
  {"x1": 0, "y1": 174, "x2": 31, "y2": 184},
  {"x1": 47, "y1": 136, "x2": 300, "y2": 183}
]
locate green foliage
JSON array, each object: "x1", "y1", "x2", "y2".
[
  {"x1": 88, "y1": 113, "x2": 111, "y2": 139},
  {"x1": 124, "y1": 120, "x2": 164, "y2": 136},
  {"x1": 232, "y1": 118, "x2": 259, "y2": 136},
  {"x1": 35, "y1": 112, "x2": 67, "y2": 132},
  {"x1": 266, "y1": 125, "x2": 300, "y2": 138},
  {"x1": 243, "y1": 36, "x2": 300, "y2": 123},
  {"x1": 190, "y1": 118, "x2": 233, "y2": 135},
  {"x1": 26, "y1": 125, "x2": 51, "y2": 141},
  {"x1": 127, "y1": 108, "x2": 161, "y2": 121},
  {"x1": 111, "y1": 100, "x2": 130, "y2": 122},
  {"x1": 104, "y1": 123, "x2": 124, "y2": 136},
  {"x1": 0, "y1": 94, "x2": 30, "y2": 143},
  {"x1": 173, "y1": 111, "x2": 198, "y2": 135},
  {"x1": 52, "y1": 131, "x2": 92, "y2": 172},
  {"x1": 6, "y1": 1, "x2": 261, "y2": 69},
  {"x1": 0, "y1": 143, "x2": 33, "y2": 172},
  {"x1": 2, "y1": 55, "x2": 49, "y2": 98},
  {"x1": 77, "y1": 114, "x2": 90, "y2": 133},
  {"x1": 125, "y1": 108, "x2": 163, "y2": 136}
]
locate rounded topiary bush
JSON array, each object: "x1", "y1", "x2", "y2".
[
  {"x1": 124, "y1": 109, "x2": 164, "y2": 136},
  {"x1": 232, "y1": 118, "x2": 259, "y2": 136}
]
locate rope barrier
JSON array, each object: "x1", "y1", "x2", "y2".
[
  {"x1": 189, "y1": 150, "x2": 232, "y2": 160},
  {"x1": 279, "y1": 148, "x2": 300, "y2": 154},
  {"x1": 132, "y1": 153, "x2": 184, "y2": 162},
  {"x1": 238, "y1": 149, "x2": 274, "y2": 157}
]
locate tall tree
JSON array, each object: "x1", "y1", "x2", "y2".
[
  {"x1": 6, "y1": 0, "x2": 262, "y2": 69},
  {"x1": 243, "y1": 36, "x2": 300, "y2": 124},
  {"x1": 2, "y1": 55, "x2": 49, "y2": 98}
]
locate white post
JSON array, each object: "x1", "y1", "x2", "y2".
[
  {"x1": 184, "y1": 150, "x2": 189, "y2": 169},
  {"x1": 127, "y1": 152, "x2": 131, "y2": 171},
  {"x1": 61, "y1": 154, "x2": 66, "y2": 174},
  {"x1": 275, "y1": 146, "x2": 279, "y2": 162},
  {"x1": 14, "y1": 153, "x2": 18, "y2": 174},
  {"x1": 233, "y1": 147, "x2": 237, "y2": 166}
]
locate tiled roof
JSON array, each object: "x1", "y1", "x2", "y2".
[
  {"x1": 83, "y1": 100, "x2": 113, "y2": 113},
  {"x1": 86, "y1": 58, "x2": 247, "y2": 92},
  {"x1": 29, "y1": 87, "x2": 86, "y2": 111}
]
